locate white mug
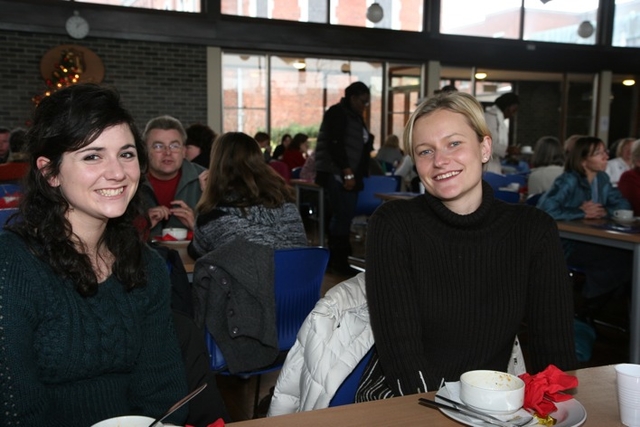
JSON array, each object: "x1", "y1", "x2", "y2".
[{"x1": 614, "y1": 210, "x2": 634, "y2": 221}]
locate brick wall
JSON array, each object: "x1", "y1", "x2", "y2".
[{"x1": 0, "y1": 30, "x2": 208, "y2": 132}]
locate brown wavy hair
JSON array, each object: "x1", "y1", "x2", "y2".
[{"x1": 196, "y1": 131, "x2": 295, "y2": 214}]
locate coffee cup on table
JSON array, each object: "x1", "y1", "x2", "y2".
[
  {"x1": 614, "y1": 210, "x2": 634, "y2": 221},
  {"x1": 615, "y1": 364, "x2": 640, "y2": 426}
]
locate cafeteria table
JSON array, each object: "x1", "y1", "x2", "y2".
[
  {"x1": 229, "y1": 364, "x2": 620, "y2": 426},
  {"x1": 557, "y1": 220, "x2": 640, "y2": 363}
]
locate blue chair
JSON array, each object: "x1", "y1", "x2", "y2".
[
  {"x1": 482, "y1": 171, "x2": 509, "y2": 191},
  {"x1": 354, "y1": 176, "x2": 400, "y2": 217},
  {"x1": 328, "y1": 347, "x2": 374, "y2": 407},
  {"x1": 205, "y1": 246, "x2": 330, "y2": 417},
  {"x1": 526, "y1": 192, "x2": 543, "y2": 206},
  {"x1": 291, "y1": 167, "x2": 302, "y2": 179},
  {"x1": 0, "y1": 207, "x2": 19, "y2": 225},
  {"x1": 494, "y1": 190, "x2": 520, "y2": 203}
]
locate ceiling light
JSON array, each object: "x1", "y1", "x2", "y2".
[
  {"x1": 293, "y1": 59, "x2": 306, "y2": 70},
  {"x1": 475, "y1": 72, "x2": 487, "y2": 80},
  {"x1": 367, "y1": 3, "x2": 384, "y2": 23},
  {"x1": 623, "y1": 79, "x2": 636, "y2": 86}
]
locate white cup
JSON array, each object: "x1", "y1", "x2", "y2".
[
  {"x1": 162, "y1": 227, "x2": 188, "y2": 240},
  {"x1": 616, "y1": 364, "x2": 640, "y2": 426},
  {"x1": 615, "y1": 210, "x2": 634, "y2": 221}
]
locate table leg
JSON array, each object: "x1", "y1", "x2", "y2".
[
  {"x1": 318, "y1": 186, "x2": 325, "y2": 248},
  {"x1": 631, "y1": 244, "x2": 640, "y2": 363}
]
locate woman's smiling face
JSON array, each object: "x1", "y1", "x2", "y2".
[
  {"x1": 41, "y1": 123, "x2": 141, "y2": 228},
  {"x1": 412, "y1": 109, "x2": 491, "y2": 214}
]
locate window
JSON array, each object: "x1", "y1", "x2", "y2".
[
  {"x1": 222, "y1": 52, "x2": 383, "y2": 146},
  {"x1": 523, "y1": 0, "x2": 598, "y2": 45},
  {"x1": 613, "y1": 0, "x2": 640, "y2": 47},
  {"x1": 440, "y1": 0, "x2": 521, "y2": 39},
  {"x1": 441, "y1": 0, "x2": 599, "y2": 45},
  {"x1": 221, "y1": 0, "x2": 422, "y2": 31},
  {"x1": 71, "y1": 0, "x2": 200, "y2": 12}
]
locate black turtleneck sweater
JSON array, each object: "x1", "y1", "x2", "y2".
[{"x1": 362, "y1": 183, "x2": 577, "y2": 397}]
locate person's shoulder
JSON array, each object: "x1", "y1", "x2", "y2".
[
  {"x1": 0, "y1": 229, "x2": 26, "y2": 251},
  {"x1": 181, "y1": 159, "x2": 206, "y2": 175}
]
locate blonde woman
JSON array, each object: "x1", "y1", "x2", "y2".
[{"x1": 357, "y1": 91, "x2": 576, "y2": 400}]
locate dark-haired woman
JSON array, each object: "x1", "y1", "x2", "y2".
[
  {"x1": 282, "y1": 132, "x2": 309, "y2": 171},
  {"x1": 0, "y1": 84, "x2": 188, "y2": 426},
  {"x1": 188, "y1": 131, "x2": 307, "y2": 259},
  {"x1": 538, "y1": 136, "x2": 632, "y2": 321}
]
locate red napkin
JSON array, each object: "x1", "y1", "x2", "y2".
[
  {"x1": 156, "y1": 231, "x2": 193, "y2": 241},
  {"x1": 519, "y1": 364, "x2": 578, "y2": 417},
  {"x1": 186, "y1": 418, "x2": 224, "y2": 427}
]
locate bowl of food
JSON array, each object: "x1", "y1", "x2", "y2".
[
  {"x1": 459, "y1": 370, "x2": 525, "y2": 415},
  {"x1": 161, "y1": 227, "x2": 188, "y2": 240},
  {"x1": 91, "y1": 415, "x2": 162, "y2": 427}
]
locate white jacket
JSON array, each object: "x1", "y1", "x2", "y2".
[
  {"x1": 484, "y1": 104, "x2": 508, "y2": 174},
  {"x1": 267, "y1": 272, "x2": 373, "y2": 416}
]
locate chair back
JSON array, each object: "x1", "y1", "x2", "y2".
[
  {"x1": 291, "y1": 167, "x2": 302, "y2": 179},
  {"x1": 494, "y1": 190, "x2": 520, "y2": 204},
  {"x1": 354, "y1": 176, "x2": 400, "y2": 217},
  {"x1": 0, "y1": 207, "x2": 19, "y2": 226},
  {"x1": 329, "y1": 347, "x2": 374, "y2": 407},
  {"x1": 482, "y1": 171, "x2": 509, "y2": 190},
  {"x1": 269, "y1": 160, "x2": 291, "y2": 183},
  {"x1": 205, "y1": 246, "x2": 330, "y2": 371},
  {"x1": 274, "y1": 246, "x2": 330, "y2": 350}
]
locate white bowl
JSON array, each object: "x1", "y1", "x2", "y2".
[
  {"x1": 459, "y1": 370, "x2": 525, "y2": 415},
  {"x1": 91, "y1": 415, "x2": 163, "y2": 427},
  {"x1": 162, "y1": 227, "x2": 188, "y2": 240}
]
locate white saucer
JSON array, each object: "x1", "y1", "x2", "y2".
[
  {"x1": 613, "y1": 217, "x2": 637, "y2": 225},
  {"x1": 435, "y1": 385, "x2": 586, "y2": 427}
]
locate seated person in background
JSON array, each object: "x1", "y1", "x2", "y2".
[
  {"x1": 188, "y1": 131, "x2": 307, "y2": 259},
  {"x1": 141, "y1": 115, "x2": 206, "y2": 237},
  {"x1": 0, "y1": 127, "x2": 29, "y2": 182},
  {"x1": 527, "y1": 135, "x2": 564, "y2": 195},
  {"x1": 255, "y1": 131, "x2": 272, "y2": 163},
  {"x1": 375, "y1": 134, "x2": 404, "y2": 172},
  {"x1": 0, "y1": 84, "x2": 188, "y2": 426},
  {"x1": 357, "y1": 92, "x2": 576, "y2": 401},
  {"x1": 185, "y1": 123, "x2": 217, "y2": 168},
  {"x1": 606, "y1": 137, "x2": 635, "y2": 187},
  {"x1": 537, "y1": 136, "x2": 632, "y2": 323},
  {"x1": 282, "y1": 132, "x2": 309, "y2": 171},
  {"x1": 300, "y1": 150, "x2": 316, "y2": 181},
  {"x1": 618, "y1": 139, "x2": 640, "y2": 215},
  {"x1": 393, "y1": 154, "x2": 418, "y2": 192},
  {"x1": 0, "y1": 127, "x2": 9, "y2": 164},
  {"x1": 272, "y1": 133, "x2": 292, "y2": 160}
]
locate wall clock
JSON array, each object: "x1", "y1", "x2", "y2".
[{"x1": 65, "y1": 11, "x2": 90, "y2": 40}]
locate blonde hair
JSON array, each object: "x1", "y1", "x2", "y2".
[
  {"x1": 403, "y1": 91, "x2": 490, "y2": 160},
  {"x1": 630, "y1": 139, "x2": 640, "y2": 164}
]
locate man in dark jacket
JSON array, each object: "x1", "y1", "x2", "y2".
[{"x1": 315, "y1": 81, "x2": 374, "y2": 275}]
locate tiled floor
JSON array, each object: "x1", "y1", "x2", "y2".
[{"x1": 216, "y1": 228, "x2": 631, "y2": 422}]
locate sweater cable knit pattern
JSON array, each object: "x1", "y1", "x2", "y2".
[{"x1": 0, "y1": 231, "x2": 188, "y2": 426}]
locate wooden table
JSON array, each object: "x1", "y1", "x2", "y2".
[
  {"x1": 229, "y1": 364, "x2": 620, "y2": 426},
  {"x1": 290, "y1": 179, "x2": 325, "y2": 247},
  {"x1": 557, "y1": 220, "x2": 640, "y2": 363}
]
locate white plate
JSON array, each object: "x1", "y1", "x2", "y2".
[{"x1": 435, "y1": 386, "x2": 587, "y2": 427}]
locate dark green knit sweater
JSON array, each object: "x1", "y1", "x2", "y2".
[
  {"x1": 0, "y1": 231, "x2": 188, "y2": 426},
  {"x1": 364, "y1": 183, "x2": 577, "y2": 396}
]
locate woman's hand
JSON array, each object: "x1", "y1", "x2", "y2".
[
  {"x1": 198, "y1": 170, "x2": 209, "y2": 191},
  {"x1": 580, "y1": 200, "x2": 607, "y2": 219},
  {"x1": 169, "y1": 200, "x2": 196, "y2": 230}
]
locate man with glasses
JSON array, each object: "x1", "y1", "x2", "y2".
[
  {"x1": 315, "y1": 81, "x2": 374, "y2": 276},
  {"x1": 141, "y1": 115, "x2": 206, "y2": 237}
]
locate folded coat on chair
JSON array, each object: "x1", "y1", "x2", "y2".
[
  {"x1": 193, "y1": 237, "x2": 278, "y2": 373},
  {"x1": 268, "y1": 272, "x2": 374, "y2": 416}
]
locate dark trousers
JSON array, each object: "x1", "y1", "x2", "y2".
[{"x1": 173, "y1": 311, "x2": 231, "y2": 425}]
